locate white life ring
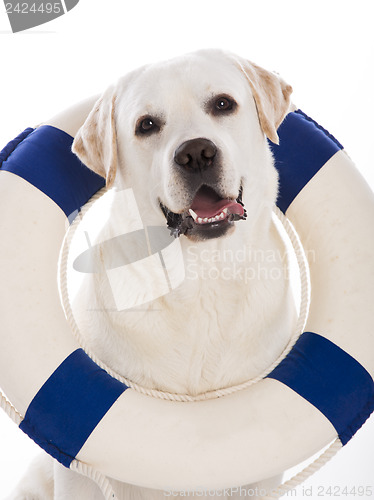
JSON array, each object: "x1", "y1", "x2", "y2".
[{"x1": 1, "y1": 99, "x2": 374, "y2": 494}]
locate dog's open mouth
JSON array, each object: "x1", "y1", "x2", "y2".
[{"x1": 160, "y1": 184, "x2": 247, "y2": 239}]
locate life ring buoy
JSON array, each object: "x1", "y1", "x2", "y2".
[{"x1": 0, "y1": 101, "x2": 374, "y2": 492}]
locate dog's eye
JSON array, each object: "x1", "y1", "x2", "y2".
[
  {"x1": 140, "y1": 118, "x2": 155, "y2": 132},
  {"x1": 135, "y1": 116, "x2": 160, "y2": 136},
  {"x1": 215, "y1": 97, "x2": 232, "y2": 111},
  {"x1": 208, "y1": 95, "x2": 237, "y2": 116}
]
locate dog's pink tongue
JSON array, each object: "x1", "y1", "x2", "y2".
[{"x1": 190, "y1": 186, "x2": 244, "y2": 218}]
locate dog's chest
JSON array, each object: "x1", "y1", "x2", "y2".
[{"x1": 90, "y1": 271, "x2": 287, "y2": 396}]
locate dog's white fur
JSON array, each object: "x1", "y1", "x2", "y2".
[{"x1": 9, "y1": 49, "x2": 296, "y2": 499}]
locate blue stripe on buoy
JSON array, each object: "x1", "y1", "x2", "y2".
[
  {"x1": 267, "y1": 332, "x2": 374, "y2": 445},
  {"x1": 0, "y1": 126, "x2": 105, "y2": 220},
  {"x1": 20, "y1": 349, "x2": 128, "y2": 467},
  {"x1": 270, "y1": 110, "x2": 343, "y2": 213}
]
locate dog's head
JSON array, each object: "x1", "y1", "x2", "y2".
[{"x1": 73, "y1": 50, "x2": 292, "y2": 242}]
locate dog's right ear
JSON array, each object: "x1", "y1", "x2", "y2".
[{"x1": 72, "y1": 86, "x2": 117, "y2": 187}]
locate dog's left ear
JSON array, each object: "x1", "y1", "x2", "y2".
[
  {"x1": 72, "y1": 86, "x2": 117, "y2": 187},
  {"x1": 235, "y1": 57, "x2": 293, "y2": 145}
]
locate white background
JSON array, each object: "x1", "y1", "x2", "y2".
[{"x1": 0, "y1": 0, "x2": 374, "y2": 498}]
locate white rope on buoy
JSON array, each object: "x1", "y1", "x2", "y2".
[
  {"x1": 58, "y1": 197, "x2": 310, "y2": 401},
  {"x1": 70, "y1": 459, "x2": 118, "y2": 500},
  {"x1": 0, "y1": 390, "x2": 22, "y2": 426},
  {"x1": 260, "y1": 439, "x2": 342, "y2": 499}
]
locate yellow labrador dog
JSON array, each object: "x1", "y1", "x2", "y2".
[{"x1": 10, "y1": 49, "x2": 296, "y2": 499}]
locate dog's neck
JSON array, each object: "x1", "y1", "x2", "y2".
[{"x1": 74, "y1": 210, "x2": 296, "y2": 396}]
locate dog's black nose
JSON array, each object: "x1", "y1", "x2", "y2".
[{"x1": 174, "y1": 138, "x2": 217, "y2": 171}]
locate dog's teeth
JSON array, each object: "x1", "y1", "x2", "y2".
[
  {"x1": 189, "y1": 209, "x2": 198, "y2": 221},
  {"x1": 192, "y1": 210, "x2": 229, "y2": 225}
]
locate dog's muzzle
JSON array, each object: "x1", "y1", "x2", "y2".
[{"x1": 160, "y1": 138, "x2": 247, "y2": 240}]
